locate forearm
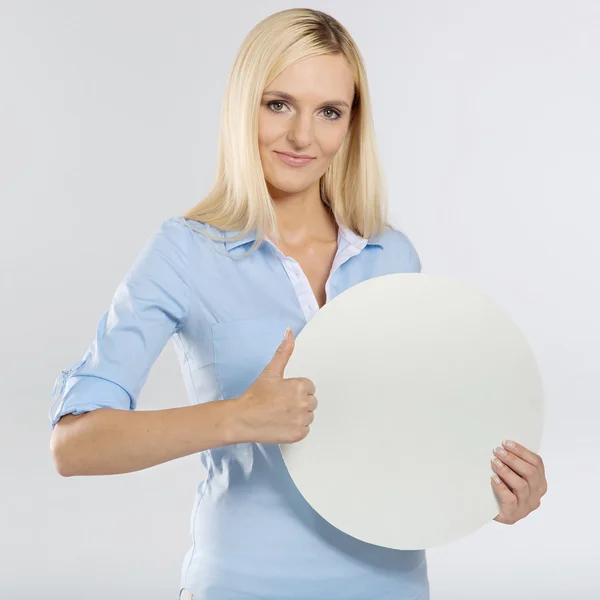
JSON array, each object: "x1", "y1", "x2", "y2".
[{"x1": 51, "y1": 400, "x2": 239, "y2": 477}]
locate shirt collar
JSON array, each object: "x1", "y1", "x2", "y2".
[{"x1": 222, "y1": 213, "x2": 385, "y2": 252}]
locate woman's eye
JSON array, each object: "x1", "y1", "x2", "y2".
[{"x1": 322, "y1": 108, "x2": 342, "y2": 121}]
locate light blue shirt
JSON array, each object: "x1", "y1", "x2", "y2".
[{"x1": 49, "y1": 215, "x2": 429, "y2": 600}]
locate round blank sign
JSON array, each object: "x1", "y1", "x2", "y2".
[{"x1": 280, "y1": 273, "x2": 544, "y2": 550}]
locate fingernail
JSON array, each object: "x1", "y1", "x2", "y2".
[
  {"x1": 503, "y1": 440, "x2": 515, "y2": 449},
  {"x1": 283, "y1": 327, "x2": 291, "y2": 341}
]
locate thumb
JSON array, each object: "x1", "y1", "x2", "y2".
[{"x1": 264, "y1": 327, "x2": 295, "y2": 378}]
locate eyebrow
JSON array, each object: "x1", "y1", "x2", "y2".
[{"x1": 263, "y1": 90, "x2": 350, "y2": 109}]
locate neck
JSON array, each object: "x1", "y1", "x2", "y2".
[{"x1": 268, "y1": 182, "x2": 338, "y2": 246}]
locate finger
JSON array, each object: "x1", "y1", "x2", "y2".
[
  {"x1": 296, "y1": 377, "x2": 316, "y2": 395},
  {"x1": 494, "y1": 447, "x2": 540, "y2": 487},
  {"x1": 263, "y1": 328, "x2": 295, "y2": 377},
  {"x1": 491, "y1": 456, "x2": 530, "y2": 503},
  {"x1": 490, "y1": 476, "x2": 518, "y2": 524},
  {"x1": 502, "y1": 440, "x2": 544, "y2": 473}
]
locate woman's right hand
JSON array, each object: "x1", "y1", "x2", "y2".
[{"x1": 232, "y1": 328, "x2": 318, "y2": 445}]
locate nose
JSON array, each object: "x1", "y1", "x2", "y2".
[{"x1": 287, "y1": 111, "x2": 313, "y2": 148}]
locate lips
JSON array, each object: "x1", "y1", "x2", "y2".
[{"x1": 275, "y1": 151, "x2": 314, "y2": 167}]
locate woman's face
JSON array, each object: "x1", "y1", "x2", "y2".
[{"x1": 258, "y1": 53, "x2": 355, "y2": 197}]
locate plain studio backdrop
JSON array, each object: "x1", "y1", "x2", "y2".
[{"x1": 1, "y1": 1, "x2": 598, "y2": 599}]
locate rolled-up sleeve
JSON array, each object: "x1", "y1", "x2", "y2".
[{"x1": 49, "y1": 217, "x2": 191, "y2": 430}]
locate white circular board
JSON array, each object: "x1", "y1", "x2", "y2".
[{"x1": 280, "y1": 273, "x2": 544, "y2": 550}]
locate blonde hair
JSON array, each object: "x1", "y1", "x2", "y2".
[{"x1": 182, "y1": 8, "x2": 391, "y2": 255}]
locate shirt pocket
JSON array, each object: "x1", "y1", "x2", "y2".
[{"x1": 212, "y1": 316, "x2": 288, "y2": 400}]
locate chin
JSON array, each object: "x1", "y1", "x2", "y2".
[
  {"x1": 273, "y1": 178, "x2": 317, "y2": 194},
  {"x1": 266, "y1": 172, "x2": 314, "y2": 193}
]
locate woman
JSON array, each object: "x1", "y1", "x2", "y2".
[{"x1": 49, "y1": 8, "x2": 546, "y2": 600}]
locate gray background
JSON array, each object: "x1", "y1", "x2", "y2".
[{"x1": 1, "y1": 1, "x2": 598, "y2": 598}]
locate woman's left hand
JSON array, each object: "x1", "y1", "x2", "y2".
[{"x1": 490, "y1": 440, "x2": 548, "y2": 525}]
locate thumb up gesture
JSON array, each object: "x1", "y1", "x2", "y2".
[{"x1": 233, "y1": 328, "x2": 318, "y2": 445}]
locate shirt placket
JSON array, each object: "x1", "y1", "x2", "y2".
[{"x1": 265, "y1": 234, "x2": 366, "y2": 322}]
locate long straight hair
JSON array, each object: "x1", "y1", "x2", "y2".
[{"x1": 182, "y1": 8, "x2": 392, "y2": 255}]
